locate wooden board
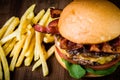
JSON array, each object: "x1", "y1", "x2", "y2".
[{"x1": 0, "y1": 0, "x2": 120, "y2": 80}]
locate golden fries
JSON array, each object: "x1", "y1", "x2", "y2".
[
  {"x1": 10, "y1": 35, "x2": 26, "y2": 71},
  {"x1": 0, "y1": 17, "x2": 15, "y2": 39},
  {"x1": 38, "y1": 8, "x2": 50, "y2": 25},
  {"x1": 32, "y1": 9, "x2": 45, "y2": 24},
  {"x1": 25, "y1": 36, "x2": 35, "y2": 57},
  {"x1": 16, "y1": 26, "x2": 34, "y2": 67},
  {"x1": 43, "y1": 15, "x2": 54, "y2": 43},
  {"x1": 43, "y1": 34, "x2": 54, "y2": 43},
  {"x1": 18, "y1": 4, "x2": 35, "y2": 40},
  {"x1": 0, "y1": 4, "x2": 56, "y2": 79},
  {"x1": 24, "y1": 50, "x2": 34, "y2": 66},
  {"x1": 4, "y1": 38, "x2": 17, "y2": 56},
  {"x1": 3, "y1": 17, "x2": 19, "y2": 37},
  {"x1": 33, "y1": 8, "x2": 51, "y2": 76},
  {"x1": 24, "y1": 36, "x2": 35, "y2": 66},
  {"x1": 0, "y1": 44, "x2": 10, "y2": 80},
  {"x1": 32, "y1": 45, "x2": 55, "y2": 71},
  {"x1": 0, "y1": 61, "x2": 3, "y2": 80},
  {"x1": 0, "y1": 29, "x2": 18, "y2": 45}
]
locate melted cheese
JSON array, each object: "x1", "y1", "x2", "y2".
[{"x1": 76, "y1": 54, "x2": 116, "y2": 64}]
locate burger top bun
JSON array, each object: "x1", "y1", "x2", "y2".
[{"x1": 58, "y1": 0, "x2": 120, "y2": 44}]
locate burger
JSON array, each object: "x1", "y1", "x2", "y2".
[
  {"x1": 34, "y1": 0, "x2": 120, "y2": 79},
  {"x1": 55, "y1": 0, "x2": 120, "y2": 79}
]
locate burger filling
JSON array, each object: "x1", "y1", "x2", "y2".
[
  {"x1": 55, "y1": 34, "x2": 120, "y2": 68},
  {"x1": 34, "y1": 8, "x2": 120, "y2": 79}
]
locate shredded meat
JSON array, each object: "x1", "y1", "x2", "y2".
[
  {"x1": 90, "y1": 44, "x2": 100, "y2": 52},
  {"x1": 57, "y1": 35, "x2": 120, "y2": 54},
  {"x1": 60, "y1": 38, "x2": 83, "y2": 50},
  {"x1": 50, "y1": 8, "x2": 62, "y2": 18}
]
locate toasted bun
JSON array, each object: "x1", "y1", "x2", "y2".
[
  {"x1": 58, "y1": 0, "x2": 120, "y2": 44},
  {"x1": 55, "y1": 46, "x2": 103, "y2": 77}
]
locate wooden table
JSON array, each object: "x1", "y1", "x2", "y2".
[{"x1": 0, "y1": 0, "x2": 120, "y2": 80}]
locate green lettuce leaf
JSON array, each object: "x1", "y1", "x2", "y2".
[
  {"x1": 62, "y1": 59, "x2": 120, "y2": 79},
  {"x1": 86, "y1": 62, "x2": 120, "y2": 76},
  {"x1": 63, "y1": 59, "x2": 86, "y2": 79}
]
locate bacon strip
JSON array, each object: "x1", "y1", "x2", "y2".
[
  {"x1": 102, "y1": 43, "x2": 113, "y2": 53},
  {"x1": 90, "y1": 44, "x2": 100, "y2": 52},
  {"x1": 60, "y1": 38, "x2": 83, "y2": 50},
  {"x1": 34, "y1": 19, "x2": 59, "y2": 34},
  {"x1": 50, "y1": 8, "x2": 62, "y2": 18},
  {"x1": 59, "y1": 35, "x2": 120, "y2": 54}
]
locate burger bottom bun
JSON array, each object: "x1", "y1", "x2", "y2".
[{"x1": 55, "y1": 46, "x2": 103, "y2": 77}]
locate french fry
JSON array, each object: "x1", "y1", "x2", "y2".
[
  {"x1": 34, "y1": 8, "x2": 51, "y2": 76},
  {"x1": 34, "y1": 31, "x2": 44, "y2": 61},
  {"x1": 24, "y1": 35, "x2": 35, "y2": 66},
  {"x1": 0, "y1": 4, "x2": 56, "y2": 78},
  {"x1": 39, "y1": 44, "x2": 49, "y2": 76},
  {"x1": 10, "y1": 35, "x2": 26, "y2": 71},
  {"x1": 25, "y1": 35, "x2": 35, "y2": 57},
  {"x1": 16, "y1": 26, "x2": 34, "y2": 67},
  {"x1": 0, "y1": 44, "x2": 10, "y2": 80},
  {"x1": 43, "y1": 12, "x2": 54, "y2": 43},
  {"x1": 3, "y1": 17, "x2": 19, "y2": 37},
  {"x1": 45, "y1": 15, "x2": 53, "y2": 26},
  {"x1": 18, "y1": 4, "x2": 35, "y2": 40},
  {"x1": 32, "y1": 9, "x2": 45, "y2": 24},
  {"x1": 4, "y1": 38, "x2": 17, "y2": 56},
  {"x1": 0, "y1": 29, "x2": 18, "y2": 45},
  {"x1": 34, "y1": 8, "x2": 50, "y2": 61},
  {"x1": 24, "y1": 50, "x2": 34, "y2": 66},
  {"x1": 3, "y1": 40, "x2": 12, "y2": 49},
  {"x1": 26, "y1": 11, "x2": 34, "y2": 20},
  {"x1": 38, "y1": 8, "x2": 50, "y2": 25},
  {"x1": 32, "y1": 45, "x2": 55, "y2": 71},
  {"x1": 0, "y1": 16, "x2": 15, "y2": 39},
  {"x1": 43, "y1": 34, "x2": 54, "y2": 43},
  {"x1": 0, "y1": 61, "x2": 3, "y2": 80}
]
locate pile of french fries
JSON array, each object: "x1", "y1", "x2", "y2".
[{"x1": 0, "y1": 4, "x2": 55, "y2": 80}]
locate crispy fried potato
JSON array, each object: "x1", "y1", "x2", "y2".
[
  {"x1": 0, "y1": 61, "x2": 3, "y2": 80},
  {"x1": 24, "y1": 50, "x2": 34, "y2": 66},
  {"x1": 0, "y1": 44, "x2": 10, "y2": 80},
  {"x1": 0, "y1": 4, "x2": 56, "y2": 78},
  {"x1": 43, "y1": 34, "x2": 54, "y2": 43},
  {"x1": 3, "y1": 17, "x2": 19, "y2": 37},
  {"x1": 27, "y1": 12, "x2": 34, "y2": 20},
  {"x1": 32, "y1": 9, "x2": 45, "y2": 24},
  {"x1": 0, "y1": 29, "x2": 18, "y2": 45},
  {"x1": 34, "y1": 8, "x2": 51, "y2": 76},
  {"x1": 24, "y1": 35, "x2": 35, "y2": 66},
  {"x1": 4, "y1": 38, "x2": 17, "y2": 56},
  {"x1": 0, "y1": 16, "x2": 15, "y2": 39},
  {"x1": 10, "y1": 35, "x2": 26, "y2": 71},
  {"x1": 34, "y1": 8, "x2": 50, "y2": 61},
  {"x1": 18, "y1": 4, "x2": 35, "y2": 40},
  {"x1": 25, "y1": 35, "x2": 35, "y2": 57},
  {"x1": 32, "y1": 45, "x2": 55, "y2": 71},
  {"x1": 16, "y1": 26, "x2": 34, "y2": 67}
]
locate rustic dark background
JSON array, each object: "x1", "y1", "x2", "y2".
[{"x1": 0, "y1": 0, "x2": 120, "y2": 80}]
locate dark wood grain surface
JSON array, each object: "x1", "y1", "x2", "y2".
[{"x1": 0, "y1": 0, "x2": 120, "y2": 80}]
